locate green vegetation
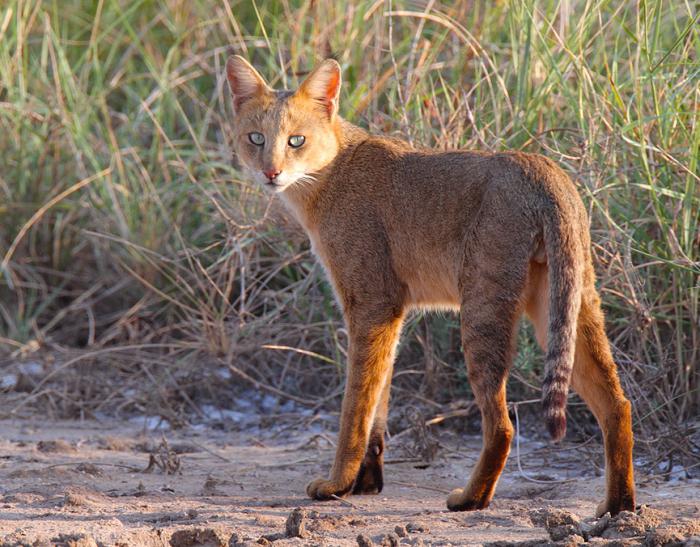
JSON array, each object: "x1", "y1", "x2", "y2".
[{"x1": 0, "y1": 1, "x2": 697, "y2": 461}]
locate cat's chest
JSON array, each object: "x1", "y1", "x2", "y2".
[{"x1": 307, "y1": 229, "x2": 336, "y2": 279}]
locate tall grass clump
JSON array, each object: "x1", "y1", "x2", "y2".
[{"x1": 0, "y1": 1, "x2": 697, "y2": 466}]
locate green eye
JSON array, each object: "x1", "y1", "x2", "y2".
[
  {"x1": 288, "y1": 135, "x2": 305, "y2": 148},
  {"x1": 248, "y1": 132, "x2": 265, "y2": 145}
]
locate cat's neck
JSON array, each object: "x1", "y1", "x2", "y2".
[
  {"x1": 336, "y1": 118, "x2": 369, "y2": 149},
  {"x1": 278, "y1": 117, "x2": 368, "y2": 230}
]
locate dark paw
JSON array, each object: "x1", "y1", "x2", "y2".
[
  {"x1": 352, "y1": 441, "x2": 384, "y2": 495},
  {"x1": 352, "y1": 459, "x2": 383, "y2": 495}
]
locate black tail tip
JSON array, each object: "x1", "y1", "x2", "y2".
[{"x1": 546, "y1": 415, "x2": 567, "y2": 442}]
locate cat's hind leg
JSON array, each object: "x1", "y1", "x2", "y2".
[
  {"x1": 526, "y1": 261, "x2": 636, "y2": 516},
  {"x1": 447, "y1": 236, "x2": 530, "y2": 511},
  {"x1": 573, "y1": 295, "x2": 636, "y2": 516}
]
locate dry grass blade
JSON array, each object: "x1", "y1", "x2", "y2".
[{"x1": 1, "y1": 168, "x2": 110, "y2": 280}]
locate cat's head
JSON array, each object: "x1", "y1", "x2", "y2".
[{"x1": 225, "y1": 56, "x2": 342, "y2": 192}]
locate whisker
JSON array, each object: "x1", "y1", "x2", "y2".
[{"x1": 275, "y1": 173, "x2": 319, "y2": 193}]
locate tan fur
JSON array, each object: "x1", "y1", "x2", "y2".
[{"x1": 224, "y1": 55, "x2": 636, "y2": 515}]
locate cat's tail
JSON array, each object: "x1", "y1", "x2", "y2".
[{"x1": 540, "y1": 195, "x2": 583, "y2": 442}]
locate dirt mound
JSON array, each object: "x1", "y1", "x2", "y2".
[
  {"x1": 0, "y1": 533, "x2": 99, "y2": 547},
  {"x1": 487, "y1": 506, "x2": 700, "y2": 546},
  {"x1": 36, "y1": 439, "x2": 77, "y2": 454},
  {"x1": 169, "y1": 528, "x2": 229, "y2": 547}
]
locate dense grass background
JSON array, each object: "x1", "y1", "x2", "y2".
[{"x1": 0, "y1": 0, "x2": 698, "y2": 467}]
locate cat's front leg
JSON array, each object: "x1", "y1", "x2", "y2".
[{"x1": 307, "y1": 313, "x2": 403, "y2": 500}]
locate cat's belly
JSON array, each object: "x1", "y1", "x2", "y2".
[
  {"x1": 400, "y1": 256, "x2": 461, "y2": 311},
  {"x1": 310, "y1": 226, "x2": 462, "y2": 312}
]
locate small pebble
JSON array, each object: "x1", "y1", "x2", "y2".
[
  {"x1": 407, "y1": 522, "x2": 430, "y2": 533},
  {"x1": 285, "y1": 507, "x2": 308, "y2": 538}
]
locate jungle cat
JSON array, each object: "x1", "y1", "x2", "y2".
[{"x1": 224, "y1": 55, "x2": 636, "y2": 516}]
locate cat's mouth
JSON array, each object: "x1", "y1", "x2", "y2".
[
  {"x1": 267, "y1": 179, "x2": 289, "y2": 192},
  {"x1": 245, "y1": 167, "x2": 318, "y2": 192},
  {"x1": 264, "y1": 172, "x2": 318, "y2": 193}
]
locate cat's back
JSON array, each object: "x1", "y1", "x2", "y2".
[
  {"x1": 331, "y1": 133, "x2": 413, "y2": 179},
  {"x1": 320, "y1": 134, "x2": 574, "y2": 227}
]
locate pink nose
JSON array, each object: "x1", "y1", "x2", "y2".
[{"x1": 263, "y1": 168, "x2": 281, "y2": 181}]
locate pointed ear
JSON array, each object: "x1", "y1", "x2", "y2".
[
  {"x1": 297, "y1": 59, "x2": 341, "y2": 119},
  {"x1": 225, "y1": 55, "x2": 272, "y2": 113}
]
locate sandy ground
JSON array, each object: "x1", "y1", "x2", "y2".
[{"x1": 0, "y1": 418, "x2": 698, "y2": 546}]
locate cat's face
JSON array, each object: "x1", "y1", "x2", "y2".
[{"x1": 225, "y1": 56, "x2": 342, "y2": 192}]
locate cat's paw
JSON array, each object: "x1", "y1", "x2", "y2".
[
  {"x1": 306, "y1": 477, "x2": 351, "y2": 500},
  {"x1": 446, "y1": 487, "x2": 490, "y2": 512},
  {"x1": 595, "y1": 494, "x2": 636, "y2": 518},
  {"x1": 352, "y1": 459, "x2": 383, "y2": 495}
]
